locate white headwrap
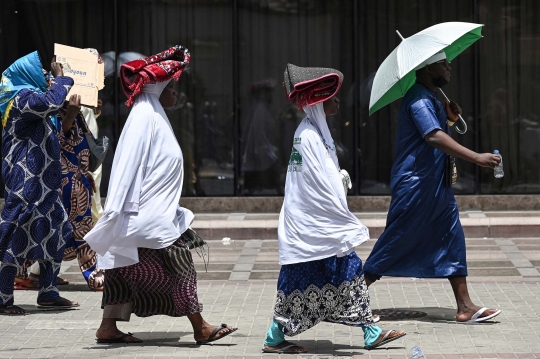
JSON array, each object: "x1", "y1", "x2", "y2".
[
  {"x1": 302, "y1": 102, "x2": 339, "y2": 169},
  {"x1": 277, "y1": 103, "x2": 369, "y2": 265},
  {"x1": 142, "y1": 80, "x2": 170, "y2": 96},
  {"x1": 85, "y1": 79, "x2": 194, "y2": 269}
]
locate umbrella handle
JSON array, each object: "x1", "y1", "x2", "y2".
[
  {"x1": 454, "y1": 114, "x2": 467, "y2": 134},
  {"x1": 438, "y1": 88, "x2": 467, "y2": 134}
]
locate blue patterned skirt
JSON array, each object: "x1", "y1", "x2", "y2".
[{"x1": 274, "y1": 252, "x2": 375, "y2": 336}]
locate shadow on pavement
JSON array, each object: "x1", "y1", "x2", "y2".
[
  {"x1": 0, "y1": 304, "x2": 80, "y2": 315},
  {"x1": 83, "y1": 331, "x2": 238, "y2": 348},
  {"x1": 375, "y1": 306, "x2": 501, "y2": 324},
  {"x1": 290, "y1": 340, "x2": 405, "y2": 356}
]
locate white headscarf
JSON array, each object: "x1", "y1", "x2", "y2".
[
  {"x1": 142, "y1": 80, "x2": 170, "y2": 97},
  {"x1": 85, "y1": 79, "x2": 194, "y2": 269},
  {"x1": 302, "y1": 102, "x2": 339, "y2": 169}
]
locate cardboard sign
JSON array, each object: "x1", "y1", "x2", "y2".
[{"x1": 54, "y1": 44, "x2": 104, "y2": 107}]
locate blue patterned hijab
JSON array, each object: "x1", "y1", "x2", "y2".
[{"x1": 0, "y1": 51, "x2": 48, "y2": 126}]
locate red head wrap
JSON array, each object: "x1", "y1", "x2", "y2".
[{"x1": 120, "y1": 45, "x2": 190, "y2": 106}]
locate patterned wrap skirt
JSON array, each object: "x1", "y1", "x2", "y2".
[
  {"x1": 102, "y1": 239, "x2": 202, "y2": 317},
  {"x1": 274, "y1": 252, "x2": 374, "y2": 336}
]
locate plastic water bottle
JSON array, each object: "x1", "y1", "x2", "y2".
[
  {"x1": 493, "y1": 150, "x2": 504, "y2": 178},
  {"x1": 409, "y1": 345, "x2": 425, "y2": 358}
]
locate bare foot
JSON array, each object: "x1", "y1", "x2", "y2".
[
  {"x1": 96, "y1": 328, "x2": 142, "y2": 343},
  {"x1": 194, "y1": 323, "x2": 237, "y2": 343},
  {"x1": 263, "y1": 340, "x2": 307, "y2": 353},
  {"x1": 456, "y1": 306, "x2": 500, "y2": 322},
  {"x1": 0, "y1": 305, "x2": 29, "y2": 315}
]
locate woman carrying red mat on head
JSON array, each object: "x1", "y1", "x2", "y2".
[{"x1": 84, "y1": 46, "x2": 237, "y2": 344}]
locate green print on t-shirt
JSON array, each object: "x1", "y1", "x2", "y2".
[{"x1": 288, "y1": 147, "x2": 302, "y2": 172}]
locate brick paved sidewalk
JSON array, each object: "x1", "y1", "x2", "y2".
[
  {"x1": 0, "y1": 281, "x2": 539, "y2": 358},
  {"x1": 2, "y1": 236, "x2": 540, "y2": 358},
  {"x1": 0, "y1": 280, "x2": 540, "y2": 359},
  {"x1": 56, "y1": 237, "x2": 540, "y2": 284}
]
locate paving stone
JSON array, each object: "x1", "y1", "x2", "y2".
[
  {"x1": 468, "y1": 240, "x2": 497, "y2": 245},
  {"x1": 499, "y1": 245, "x2": 521, "y2": 252},
  {"x1": 249, "y1": 272, "x2": 280, "y2": 280},
  {"x1": 466, "y1": 261, "x2": 513, "y2": 268},
  {"x1": 517, "y1": 246, "x2": 540, "y2": 251},
  {"x1": 252, "y1": 263, "x2": 281, "y2": 270},
  {"x1": 467, "y1": 268, "x2": 521, "y2": 276},
  {"x1": 194, "y1": 263, "x2": 234, "y2": 271},
  {"x1": 233, "y1": 263, "x2": 254, "y2": 271},
  {"x1": 197, "y1": 272, "x2": 230, "y2": 280},
  {"x1": 517, "y1": 268, "x2": 540, "y2": 277},
  {"x1": 228, "y1": 272, "x2": 250, "y2": 281},
  {"x1": 510, "y1": 259, "x2": 534, "y2": 268},
  {"x1": 504, "y1": 252, "x2": 526, "y2": 259}
]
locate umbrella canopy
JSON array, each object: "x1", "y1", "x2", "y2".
[{"x1": 369, "y1": 22, "x2": 483, "y2": 115}]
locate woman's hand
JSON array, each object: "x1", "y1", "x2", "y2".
[
  {"x1": 62, "y1": 94, "x2": 81, "y2": 134},
  {"x1": 50, "y1": 62, "x2": 64, "y2": 77},
  {"x1": 66, "y1": 94, "x2": 81, "y2": 118}
]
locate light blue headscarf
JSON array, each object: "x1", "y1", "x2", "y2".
[{"x1": 0, "y1": 51, "x2": 54, "y2": 127}]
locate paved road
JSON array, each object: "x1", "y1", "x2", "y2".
[{"x1": 1, "y1": 237, "x2": 539, "y2": 358}]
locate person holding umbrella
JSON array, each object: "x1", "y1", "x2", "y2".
[{"x1": 364, "y1": 22, "x2": 502, "y2": 323}]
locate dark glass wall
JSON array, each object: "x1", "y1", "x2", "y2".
[
  {"x1": 238, "y1": 1, "x2": 354, "y2": 195},
  {"x1": 1, "y1": 0, "x2": 538, "y2": 196},
  {"x1": 478, "y1": 0, "x2": 540, "y2": 193}
]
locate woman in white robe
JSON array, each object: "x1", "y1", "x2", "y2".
[
  {"x1": 262, "y1": 64, "x2": 406, "y2": 353},
  {"x1": 84, "y1": 46, "x2": 237, "y2": 344}
]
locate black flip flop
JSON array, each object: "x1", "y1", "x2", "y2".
[
  {"x1": 196, "y1": 323, "x2": 238, "y2": 345},
  {"x1": 0, "y1": 305, "x2": 29, "y2": 315},
  {"x1": 37, "y1": 298, "x2": 80, "y2": 310},
  {"x1": 96, "y1": 332, "x2": 142, "y2": 344},
  {"x1": 262, "y1": 342, "x2": 308, "y2": 354},
  {"x1": 36, "y1": 305, "x2": 79, "y2": 311},
  {"x1": 56, "y1": 276, "x2": 70, "y2": 285},
  {"x1": 364, "y1": 330, "x2": 406, "y2": 350}
]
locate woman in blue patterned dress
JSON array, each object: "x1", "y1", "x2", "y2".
[
  {"x1": 58, "y1": 100, "x2": 104, "y2": 291},
  {"x1": 0, "y1": 51, "x2": 79, "y2": 314},
  {"x1": 57, "y1": 48, "x2": 104, "y2": 291}
]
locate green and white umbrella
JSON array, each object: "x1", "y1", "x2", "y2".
[{"x1": 369, "y1": 22, "x2": 484, "y2": 133}]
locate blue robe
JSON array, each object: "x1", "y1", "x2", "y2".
[
  {"x1": 364, "y1": 84, "x2": 467, "y2": 279},
  {"x1": 0, "y1": 76, "x2": 74, "y2": 266}
]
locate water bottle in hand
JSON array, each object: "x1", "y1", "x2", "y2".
[
  {"x1": 409, "y1": 345, "x2": 425, "y2": 358},
  {"x1": 493, "y1": 150, "x2": 504, "y2": 178}
]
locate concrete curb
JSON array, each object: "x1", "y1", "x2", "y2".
[
  {"x1": 181, "y1": 195, "x2": 540, "y2": 212},
  {"x1": 192, "y1": 216, "x2": 540, "y2": 240}
]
